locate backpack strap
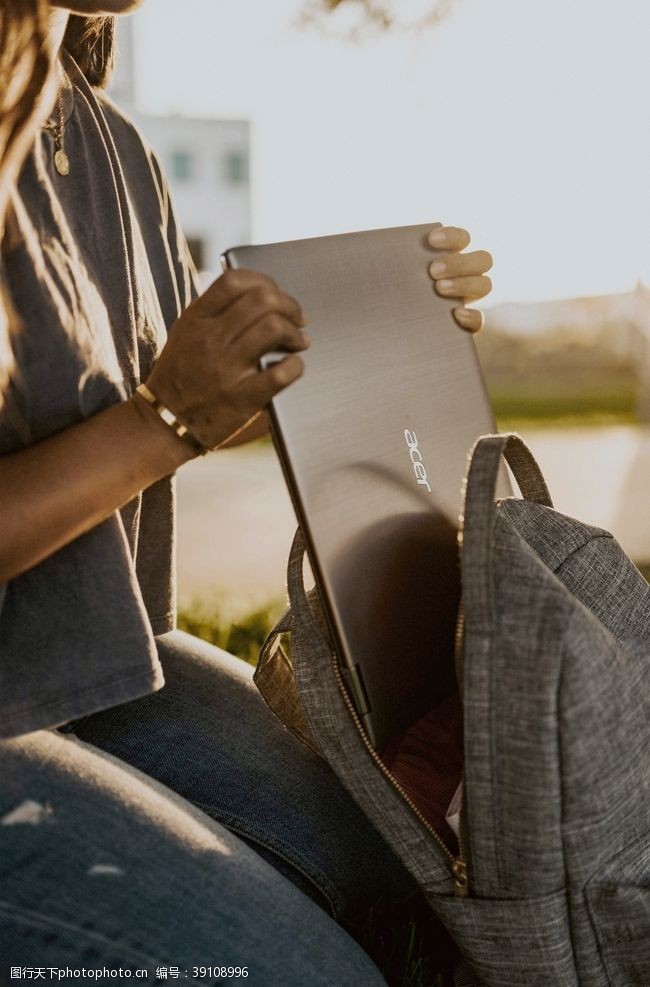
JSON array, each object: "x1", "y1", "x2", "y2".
[
  {"x1": 287, "y1": 525, "x2": 310, "y2": 614},
  {"x1": 253, "y1": 532, "x2": 322, "y2": 755},
  {"x1": 461, "y1": 433, "x2": 553, "y2": 635},
  {"x1": 286, "y1": 526, "x2": 333, "y2": 647}
]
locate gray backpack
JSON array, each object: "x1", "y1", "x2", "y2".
[{"x1": 256, "y1": 433, "x2": 650, "y2": 985}]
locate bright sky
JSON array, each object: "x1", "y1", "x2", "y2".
[{"x1": 132, "y1": 0, "x2": 650, "y2": 305}]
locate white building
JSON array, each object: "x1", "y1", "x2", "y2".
[{"x1": 110, "y1": 18, "x2": 252, "y2": 276}]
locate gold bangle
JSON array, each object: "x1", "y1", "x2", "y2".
[{"x1": 135, "y1": 382, "x2": 209, "y2": 456}]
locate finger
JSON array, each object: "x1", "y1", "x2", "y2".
[
  {"x1": 237, "y1": 354, "x2": 305, "y2": 409},
  {"x1": 453, "y1": 307, "x2": 485, "y2": 334},
  {"x1": 219, "y1": 284, "x2": 307, "y2": 340},
  {"x1": 429, "y1": 250, "x2": 493, "y2": 281},
  {"x1": 435, "y1": 275, "x2": 492, "y2": 302},
  {"x1": 235, "y1": 313, "x2": 310, "y2": 368},
  {"x1": 192, "y1": 267, "x2": 279, "y2": 317},
  {"x1": 427, "y1": 226, "x2": 471, "y2": 252}
]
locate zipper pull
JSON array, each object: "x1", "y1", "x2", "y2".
[{"x1": 452, "y1": 859, "x2": 469, "y2": 898}]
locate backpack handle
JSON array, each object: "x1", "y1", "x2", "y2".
[
  {"x1": 461, "y1": 433, "x2": 553, "y2": 635},
  {"x1": 286, "y1": 526, "x2": 334, "y2": 650}
]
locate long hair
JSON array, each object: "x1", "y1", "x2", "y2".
[
  {"x1": 0, "y1": 0, "x2": 57, "y2": 401},
  {"x1": 0, "y1": 0, "x2": 53, "y2": 224},
  {"x1": 0, "y1": 6, "x2": 116, "y2": 405}
]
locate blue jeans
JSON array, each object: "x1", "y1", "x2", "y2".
[{"x1": 0, "y1": 632, "x2": 415, "y2": 985}]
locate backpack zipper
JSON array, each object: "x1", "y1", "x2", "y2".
[{"x1": 330, "y1": 652, "x2": 469, "y2": 897}]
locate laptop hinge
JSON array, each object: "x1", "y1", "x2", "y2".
[{"x1": 342, "y1": 664, "x2": 372, "y2": 717}]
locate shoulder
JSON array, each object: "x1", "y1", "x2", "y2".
[
  {"x1": 91, "y1": 89, "x2": 199, "y2": 311},
  {"x1": 93, "y1": 88, "x2": 155, "y2": 163}
]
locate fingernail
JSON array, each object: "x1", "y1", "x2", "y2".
[
  {"x1": 428, "y1": 230, "x2": 446, "y2": 246},
  {"x1": 301, "y1": 330, "x2": 311, "y2": 345},
  {"x1": 437, "y1": 279, "x2": 453, "y2": 293},
  {"x1": 429, "y1": 261, "x2": 447, "y2": 277},
  {"x1": 454, "y1": 307, "x2": 483, "y2": 333}
]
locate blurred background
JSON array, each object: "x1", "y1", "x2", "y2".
[{"x1": 110, "y1": 0, "x2": 650, "y2": 645}]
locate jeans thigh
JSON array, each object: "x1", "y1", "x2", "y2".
[
  {"x1": 71, "y1": 630, "x2": 415, "y2": 921},
  {"x1": 0, "y1": 729, "x2": 386, "y2": 987}
]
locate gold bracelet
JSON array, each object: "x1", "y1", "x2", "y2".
[{"x1": 135, "y1": 382, "x2": 209, "y2": 456}]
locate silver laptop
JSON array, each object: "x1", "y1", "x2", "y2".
[{"x1": 222, "y1": 224, "x2": 504, "y2": 750}]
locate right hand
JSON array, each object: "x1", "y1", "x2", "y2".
[{"x1": 144, "y1": 268, "x2": 309, "y2": 452}]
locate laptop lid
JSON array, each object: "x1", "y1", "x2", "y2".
[{"x1": 223, "y1": 224, "x2": 504, "y2": 750}]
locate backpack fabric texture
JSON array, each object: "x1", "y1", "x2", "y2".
[{"x1": 255, "y1": 433, "x2": 650, "y2": 986}]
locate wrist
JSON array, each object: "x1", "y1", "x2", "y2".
[
  {"x1": 135, "y1": 382, "x2": 210, "y2": 458},
  {"x1": 128, "y1": 392, "x2": 199, "y2": 470}
]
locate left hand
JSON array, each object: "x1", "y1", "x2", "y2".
[{"x1": 426, "y1": 226, "x2": 493, "y2": 334}]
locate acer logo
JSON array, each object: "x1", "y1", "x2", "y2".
[{"x1": 404, "y1": 429, "x2": 432, "y2": 493}]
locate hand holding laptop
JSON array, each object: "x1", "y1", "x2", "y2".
[
  {"x1": 257, "y1": 223, "x2": 491, "y2": 369},
  {"x1": 144, "y1": 268, "x2": 310, "y2": 453},
  {"x1": 425, "y1": 225, "x2": 493, "y2": 334}
]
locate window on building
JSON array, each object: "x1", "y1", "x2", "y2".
[
  {"x1": 224, "y1": 151, "x2": 248, "y2": 185},
  {"x1": 186, "y1": 236, "x2": 206, "y2": 271},
  {"x1": 169, "y1": 150, "x2": 194, "y2": 183}
]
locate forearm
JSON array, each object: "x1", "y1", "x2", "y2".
[{"x1": 0, "y1": 395, "x2": 194, "y2": 583}]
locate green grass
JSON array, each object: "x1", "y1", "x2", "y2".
[
  {"x1": 497, "y1": 410, "x2": 639, "y2": 431},
  {"x1": 177, "y1": 596, "x2": 285, "y2": 666},
  {"x1": 476, "y1": 324, "x2": 642, "y2": 429},
  {"x1": 491, "y1": 387, "x2": 639, "y2": 430}
]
